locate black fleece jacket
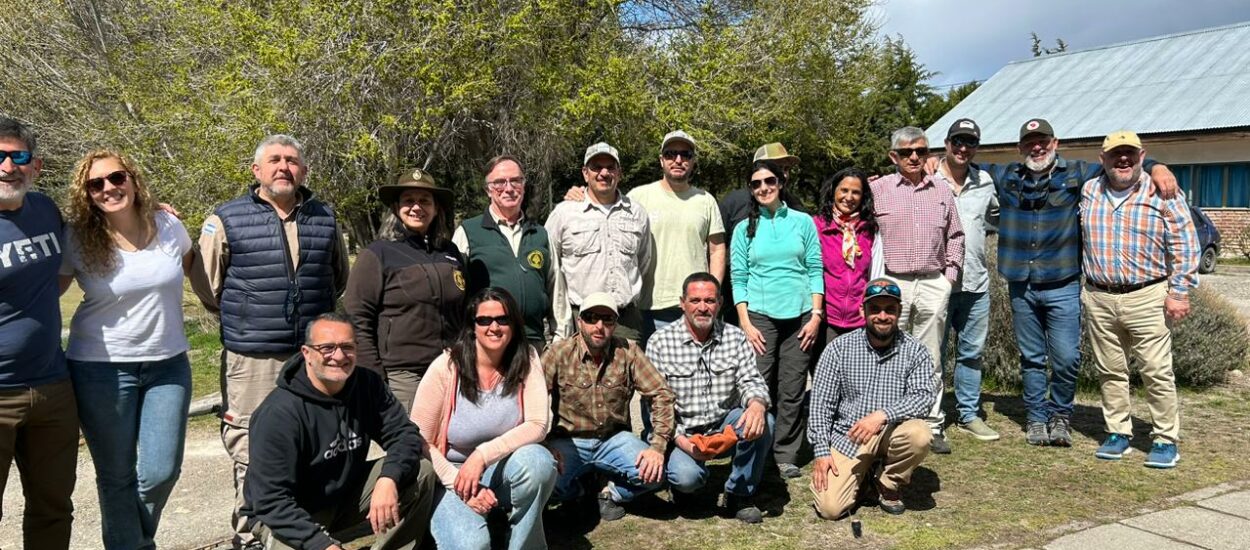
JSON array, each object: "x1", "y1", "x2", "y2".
[{"x1": 242, "y1": 353, "x2": 424, "y2": 550}]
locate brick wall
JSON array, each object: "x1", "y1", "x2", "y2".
[{"x1": 1203, "y1": 208, "x2": 1250, "y2": 256}]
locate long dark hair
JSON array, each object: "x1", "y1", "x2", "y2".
[
  {"x1": 818, "y1": 167, "x2": 875, "y2": 230},
  {"x1": 745, "y1": 159, "x2": 787, "y2": 240},
  {"x1": 448, "y1": 287, "x2": 532, "y2": 404}
]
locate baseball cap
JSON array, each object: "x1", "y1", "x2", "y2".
[
  {"x1": 752, "y1": 142, "x2": 799, "y2": 168},
  {"x1": 947, "y1": 118, "x2": 981, "y2": 140},
  {"x1": 583, "y1": 142, "x2": 620, "y2": 166},
  {"x1": 1102, "y1": 130, "x2": 1142, "y2": 152},
  {"x1": 1019, "y1": 118, "x2": 1055, "y2": 140},
  {"x1": 660, "y1": 130, "x2": 696, "y2": 152},
  {"x1": 862, "y1": 278, "x2": 903, "y2": 304},
  {"x1": 578, "y1": 292, "x2": 618, "y2": 316}
]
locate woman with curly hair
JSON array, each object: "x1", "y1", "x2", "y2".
[
  {"x1": 58, "y1": 150, "x2": 194, "y2": 549},
  {"x1": 815, "y1": 167, "x2": 879, "y2": 338}
]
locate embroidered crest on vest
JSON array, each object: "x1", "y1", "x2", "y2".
[{"x1": 527, "y1": 250, "x2": 544, "y2": 269}]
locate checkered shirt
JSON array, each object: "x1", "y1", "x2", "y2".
[
  {"x1": 808, "y1": 328, "x2": 938, "y2": 459},
  {"x1": 1080, "y1": 173, "x2": 1200, "y2": 294},
  {"x1": 645, "y1": 320, "x2": 771, "y2": 436},
  {"x1": 870, "y1": 172, "x2": 965, "y2": 281}
]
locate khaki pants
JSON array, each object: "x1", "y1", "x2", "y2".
[
  {"x1": 1082, "y1": 283, "x2": 1180, "y2": 443},
  {"x1": 0, "y1": 379, "x2": 79, "y2": 550},
  {"x1": 385, "y1": 370, "x2": 423, "y2": 414},
  {"x1": 220, "y1": 349, "x2": 291, "y2": 546},
  {"x1": 886, "y1": 272, "x2": 951, "y2": 431},
  {"x1": 811, "y1": 419, "x2": 931, "y2": 520}
]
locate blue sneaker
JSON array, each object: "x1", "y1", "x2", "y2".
[
  {"x1": 1144, "y1": 442, "x2": 1180, "y2": 469},
  {"x1": 1095, "y1": 434, "x2": 1132, "y2": 460}
]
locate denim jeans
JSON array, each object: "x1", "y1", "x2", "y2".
[
  {"x1": 1008, "y1": 278, "x2": 1081, "y2": 423},
  {"x1": 640, "y1": 307, "x2": 683, "y2": 349},
  {"x1": 665, "y1": 407, "x2": 774, "y2": 497},
  {"x1": 430, "y1": 444, "x2": 557, "y2": 550},
  {"x1": 70, "y1": 353, "x2": 192, "y2": 550},
  {"x1": 548, "y1": 431, "x2": 661, "y2": 503},
  {"x1": 944, "y1": 291, "x2": 991, "y2": 424}
]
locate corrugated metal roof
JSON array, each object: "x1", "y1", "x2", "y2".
[{"x1": 925, "y1": 21, "x2": 1250, "y2": 147}]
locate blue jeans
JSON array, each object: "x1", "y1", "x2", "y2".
[
  {"x1": 640, "y1": 307, "x2": 683, "y2": 349},
  {"x1": 1008, "y1": 278, "x2": 1081, "y2": 423},
  {"x1": 548, "y1": 431, "x2": 661, "y2": 503},
  {"x1": 431, "y1": 444, "x2": 557, "y2": 550},
  {"x1": 944, "y1": 291, "x2": 991, "y2": 424},
  {"x1": 666, "y1": 408, "x2": 774, "y2": 497},
  {"x1": 69, "y1": 353, "x2": 192, "y2": 550}
]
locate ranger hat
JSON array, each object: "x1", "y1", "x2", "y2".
[{"x1": 378, "y1": 168, "x2": 453, "y2": 205}]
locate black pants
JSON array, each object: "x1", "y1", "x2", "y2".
[{"x1": 748, "y1": 311, "x2": 813, "y2": 465}]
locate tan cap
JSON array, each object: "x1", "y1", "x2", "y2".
[
  {"x1": 752, "y1": 143, "x2": 799, "y2": 168},
  {"x1": 660, "y1": 130, "x2": 696, "y2": 152},
  {"x1": 583, "y1": 142, "x2": 620, "y2": 165},
  {"x1": 578, "y1": 292, "x2": 618, "y2": 315},
  {"x1": 378, "y1": 168, "x2": 453, "y2": 205},
  {"x1": 1102, "y1": 130, "x2": 1142, "y2": 152}
]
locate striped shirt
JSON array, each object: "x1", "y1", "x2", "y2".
[
  {"x1": 1080, "y1": 173, "x2": 1199, "y2": 294},
  {"x1": 808, "y1": 328, "x2": 937, "y2": 459},
  {"x1": 869, "y1": 173, "x2": 965, "y2": 281}
]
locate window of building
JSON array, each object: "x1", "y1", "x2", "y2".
[{"x1": 1173, "y1": 163, "x2": 1250, "y2": 208}]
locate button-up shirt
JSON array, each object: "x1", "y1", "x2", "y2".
[
  {"x1": 545, "y1": 194, "x2": 651, "y2": 338},
  {"x1": 934, "y1": 165, "x2": 999, "y2": 293},
  {"x1": 808, "y1": 328, "x2": 937, "y2": 459},
  {"x1": 645, "y1": 320, "x2": 770, "y2": 436},
  {"x1": 543, "y1": 334, "x2": 676, "y2": 452},
  {"x1": 1080, "y1": 173, "x2": 1200, "y2": 295},
  {"x1": 870, "y1": 173, "x2": 965, "y2": 281},
  {"x1": 452, "y1": 205, "x2": 526, "y2": 256}
]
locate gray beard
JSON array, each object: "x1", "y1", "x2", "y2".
[
  {"x1": 0, "y1": 181, "x2": 29, "y2": 203},
  {"x1": 1107, "y1": 166, "x2": 1143, "y2": 188},
  {"x1": 1025, "y1": 151, "x2": 1055, "y2": 173}
]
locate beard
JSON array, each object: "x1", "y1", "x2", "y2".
[
  {"x1": 1024, "y1": 150, "x2": 1056, "y2": 173},
  {"x1": 866, "y1": 320, "x2": 898, "y2": 341},
  {"x1": 1107, "y1": 165, "x2": 1143, "y2": 188},
  {"x1": 663, "y1": 166, "x2": 691, "y2": 184},
  {"x1": 0, "y1": 178, "x2": 30, "y2": 204}
]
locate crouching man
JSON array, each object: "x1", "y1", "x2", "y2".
[
  {"x1": 242, "y1": 313, "x2": 436, "y2": 550},
  {"x1": 809, "y1": 279, "x2": 938, "y2": 518}
]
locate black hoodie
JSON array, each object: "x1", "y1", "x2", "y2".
[{"x1": 242, "y1": 352, "x2": 424, "y2": 550}]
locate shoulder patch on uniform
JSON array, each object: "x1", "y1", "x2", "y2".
[
  {"x1": 453, "y1": 270, "x2": 466, "y2": 291},
  {"x1": 202, "y1": 222, "x2": 217, "y2": 235}
]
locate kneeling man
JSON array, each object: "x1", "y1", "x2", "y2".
[
  {"x1": 243, "y1": 313, "x2": 436, "y2": 550},
  {"x1": 809, "y1": 279, "x2": 938, "y2": 518}
]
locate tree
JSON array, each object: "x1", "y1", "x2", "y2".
[{"x1": 1030, "y1": 32, "x2": 1069, "y2": 57}]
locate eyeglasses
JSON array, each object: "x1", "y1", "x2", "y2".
[
  {"x1": 473, "y1": 315, "x2": 510, "y2": 327},
  {"x1": 86, "y1": 170, "x2": 128, "y2": 193},
  {"x1": 307, "y1": 342, "x2": 358, "y2": 357},
  {"x1": 748, "y1": 176, "x2": 778, "y2": 190},
  {"x1": 864, "y1": 283, "x2": 902, "y2": 299},
  {"x1": 579, "y1": 311, "x2": 618, "y2": 326},
  {"x1": 661, "y1": 149, "x2": 695, "y2": 161},
  {"x1": 486, "y1": 177, "x2": 525, "y2": 189},
  {"x1": 950, "y1": 137, "x2": 980, "y2": 149},
  {"x1": 892, "y1": 147, "x2": 929, "y2": 159},
  {"x1": 0, "y1": 151, "x2": 33, "y2": 166}
]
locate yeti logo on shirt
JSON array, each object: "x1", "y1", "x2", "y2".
[
  {"x1": 0, "y1": 231, "x2": 60, "y2": 269},
  {"x1": 323, "y1": 422, "x2": 364, "y2": 460}
]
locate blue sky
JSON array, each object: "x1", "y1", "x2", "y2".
[{"x1": 873, "y1": 0, "x2": 1250, "y2": 90}]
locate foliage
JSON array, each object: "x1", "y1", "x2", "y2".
[{"x1": 1030, "y1": 31, "x2": 1069, "y2": 57}]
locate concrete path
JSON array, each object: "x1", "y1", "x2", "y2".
[{"x1": 1043, "y1": 482, "x2": 1250, "y2": 550}]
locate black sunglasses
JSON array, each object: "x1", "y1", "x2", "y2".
[
  {"x1": 579, "y1": 311, "x2": 618, "y2": 326},
  {"x1": 473, "y1": 315, "x2": 510, "y2": 327},
  {"x1": 0, "y1": 150, "x2": 33, "y2": 166},
  {"x1": 892, "y1": 147, "x2": 929, "y2": 159},
  {"x1": 86, "y1": 170, "x2": 128, "y2": 193},
  {"x1": 950, "y1": 137, "x2": 980, "y2": 148},
  {"x1": 661, "y1": 149, "x2": 695, "y2": 161},
  {"x1": 749, "y1": 176, "x2": 779, "y2": 190}
]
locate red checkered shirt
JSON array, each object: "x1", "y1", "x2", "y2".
[{"x1": 870, "y1": 173, "x2": 965, "y2": 281}]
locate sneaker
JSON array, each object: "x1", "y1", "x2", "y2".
[
  {"x1": 876, "y1": 481, "x2": 906, "y2": 515},
  {"x1": 1047, "y1": 416, "x2": 1073, "y2": 447},
  {"x1": 778, "y1": 462, "x2": 802, "y2": 479},
  {"x1": 956, "y1": 418, "x2": 1001, "y2": 441},
  {"x1": 724, "y1": 493, "x2": 764, "y2": 524},
  {"x1": 929, "y1": 431, "x2": 952, "y2": 454},
  {"x1": 598, "y1": 490, "x2": 626, "y2": 521},
  {"x1": 1095, "y1": 433, "x2": 1133, "y2": 460},
  {"x1": 1143, "y1": 442, "x2": 1180, "y2": 469},
  {"x1": 1025, "y1": 421, "x2": 1049, "y2": 446}
]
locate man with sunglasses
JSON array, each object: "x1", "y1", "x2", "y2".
[
  {"x1": 0, "y1": 117, "x2": 79, "y2": 548},
  {"x1": 869, "y1": 126, "x2": 964, "y2": 454},
  {"x1": 243, "y1": 313, "x2": 436, "y2": 550},
  {"x1": 541, "y1": 292, "x2": 676, "y2": 522}
]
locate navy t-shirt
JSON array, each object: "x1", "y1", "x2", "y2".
[{"x1": 0, "y1": 192, "x2": 68, "y2": 388}]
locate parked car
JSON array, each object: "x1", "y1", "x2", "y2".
[{"x1": 1191, "y1": 205, "x2": 1221, "y2": 274}]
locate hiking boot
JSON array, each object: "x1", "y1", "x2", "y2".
[
  {"x1": 1025, "y1": 421, "x2": 1049, "y2": 446},
  {"x1": 1143, "y1": 442, "x2": 1180, "y2": 469},
  {"x1": 778, "y1": 462, "x2": 802, "y2": 479},
  {"x1": 1095, "y1": 433, "x2": 1132, "y2": 460},
  {"x1": 1047, "y1": 416, "x2": 1073, "y2": 447},
  {"x1": 598, "y1": 490, "x2": 626, "y2": 521},
  {"x1": 876, "y1": 481, "x2": 906, "y2": 515},
  {"x1": 929, "y1": 431, "x2": 952, "y2": 454},
  {"x1": 957, "y1": 418, "x2": 1001, "y2": 441},
  {"x1": 724, "y1": 493, "x2": 764, "y2": 524}
]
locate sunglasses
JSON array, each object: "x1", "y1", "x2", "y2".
[
  {"x1": 950, "y1": 137, "x2": 980, "y2": 149},
  {"x1": 307, "y1": 342, "x2": 358, "y2": 357},
  {"x1": 579, "y1": 311, "x2": 618, "y2": 326},
  {"x1": 749, "y1": 176, "x2": 779, "y2": 190},
  {"x1": 892, "y1": 147, "x2": 929, "y2": 159},
  {"x1": 86, "y1": 170, "x2": 128, "y2": 193},
  {"x1": 473, "y1": 315, "x2": 510, "y2": 327},
  {"x1": 0, "y1": 150, "x2": 33, "y2": 166},
  {"x1": 864, "y1": 283, "x2": 901, "y2": 299},
  {"x1": 661, "y1": 149, "x2": 695, "y2": 161}
]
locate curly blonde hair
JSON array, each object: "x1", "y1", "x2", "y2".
[{"x1": 67, "y1": 150, "x2": 157, "y2": 276}]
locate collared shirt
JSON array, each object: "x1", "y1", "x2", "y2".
[
  {"x1": 808, "y1": 328, "x2": 937, "y2": 459},
  {"x1": 452, "y1": 205, "x2": 526, "y2": 256},
  {"x1": 934, "y1": 165, "x2": 1000, "y2": 293},
  {"x1": 869, "y1": 172, "x2": 965, "y2": 281},
  {"x1": 645, "y1": 320, "x2": 770, "y2": 436},
  {"x1": 730, "y1": 203, "x2": 823, "y2": 319},
  {"x1": 1080, "y1": 173, "x2": 1200, "y2": 294},
  {"x1": 545, "y1": 194, "x2": 651, "y2": 338},
  {"x1": 542, "y1": 335, "x2": 676, "y2": 452}
]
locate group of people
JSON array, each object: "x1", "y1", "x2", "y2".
[{"x1": 0, "y1": 111, "x2": 1199, "y2": 550}]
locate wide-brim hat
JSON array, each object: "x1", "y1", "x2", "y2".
[
  {"x1": 378, "y1": 168, "x2": 453, "y2": 205},
  {"x1": 753, "y1": 142, "x2": 799, "y2": 168}
]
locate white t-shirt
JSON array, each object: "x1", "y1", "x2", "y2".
[{"x1": 62, "y1": 211, "x2": 193, "y2": 362}]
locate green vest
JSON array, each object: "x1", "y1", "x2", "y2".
[{"x1": 461, "y1": 213, "x2": 552, "y2": 342}]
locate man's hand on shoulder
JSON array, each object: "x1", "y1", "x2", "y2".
[
  {"x1": 368, "y1": 476, "x2": 400, "y2": 535},
  {"x1": 1148, "y1": 164, "x2": 1178, "y2": 200},
  {"x1": 564, "y1": 186, "x2": 587, "y2": 202}
]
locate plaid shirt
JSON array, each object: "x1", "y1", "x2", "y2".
[
  {"x1": 645, "y1": 320, "x2": 771, "y2": 436},
  {"x1": 808, "y1": 328, "x2": 937, "y2": 459},
  {"x1": 542, "y1": 334, "x2": 676, "y2": 452},
  {"x1": 1080, "y1": 173, "x2": 1200, "y2": 294},
  {"x1": 870, "y1": 173, "x2": 965, "y2": 281}
]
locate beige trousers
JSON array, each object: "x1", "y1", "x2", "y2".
[
  {"x1": 810, "y1": 419, "x2": 932, "y2": 520},
  {"x1": 220, "y1": 349, "x2": 291, "y2": 546},
  {"x1": 886, "y1": 272, "x2": 951, "y2": 431},
  {"x1": 1082, "y1": 282, "x2": 1180, "y2": 444}
]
